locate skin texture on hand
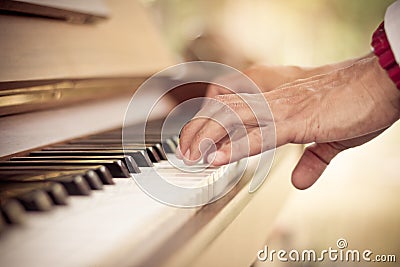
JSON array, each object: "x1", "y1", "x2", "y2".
[
  {"x1": 178, "y1": 54, "x2": 400, "y2": 189},
  {"x1": 204, "y1": 56, "x2": 362, "y2": 98}
]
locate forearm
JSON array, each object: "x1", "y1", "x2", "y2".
[
  {"x1": 248, "y1": 54, "x2": 374, "y2": 94},
  {"x1": 301, "y1": 53, "x2": 375, "y2": 79}
]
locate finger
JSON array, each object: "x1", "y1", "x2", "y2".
[
  {"x1": 181, "y1": 92, "x2": 275, "y2": 163},
  {"x1": 188, "y1": 95, "x2": 263, "y2": 162},
  {"x1": 178, "y1": 98, "x2": 225, "y2": 155},
  {"x1": 291, "y1": 142, "x2": 344, "y2": 190},
  {"x1": 178, "y1": 117, "x2": 209, "y2": 158},
  {"x1": 206, "y1": 127, "x2": 266, "y2": 166},
  {"x1": 202, "y1": 134, "x2": 228, "y2": 163},
  {"x1": 180, "y1": 94, "x2": 249, "y2": 160},
  {"x1": 291, "y1": 128, "x2": 385, "y2": 190},
  {"x1": 188, "y1": 94, "x2": 286, "y2": 164},
  {"x1": 185, "y1": 91, "x2": 302, "y2": 164},
  {"x1": 187, "y1": 118, "x2": 231, "y2": 163}
]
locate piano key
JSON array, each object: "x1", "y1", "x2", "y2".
[
  {"x1": 46, "y1": 145, "x2": 162, "y2": 163},
  {"x1": 0, "y1": 166, "x2": 114, "y2": 185},
  {"x1": 171, "y1": 136, "x2": 179, "y2": 147},
  {"x1": 1, "y1": 181, "x2": 69, "y2": 205},
  {"x1": 0, "y1": 214, "x2": 4, "y2": 233},
  {"x1": 87, "y1": 134, "x2": 176, "y2": 143},
  {"x1": 130, "y1": 139, "x2": 177, "y2": 153},
  {"x1": 150, "y1": 143, "x2": 167, "y2": 160},
  {"x1": 84, "y1": 133, "x2": 166, "y2": 139},
  {"x1": 0, "y1": 183, "x2": 55, "y2": 211},
  {"x1": 30, "y1": 150, "x2": 153, "y2": 167},
  {"x1": 136, "y1": 146, "x2": 160, "y2": 162},
  {"x1": 161, "y1": 139, "x2": 177, "y2": 153},
  {"x1": 11, "y1": 156, "x2": 140, "y2": 174},
  {"x1": 74, "y1": 169, "x2": 103, "y2": 189},
  {"x1": 69, "y1": 139, "x2": 175, "y2": 155},
  {"x1": 0, "y1": 173, "x2": 92, "y2": 196},
  {"x1": 0, "y1": 168, "x2": 103, "y2": 190},
  {"x1": 40, "y1": 182, "x2": 69, "y2": 205},
  {"x1": 0, "y1": 198, "x2": 26, "y2": 224},
  {"x1": 0, "y1": 160, "x2": 130, "y2": 178},
  {"x1": 49, "y1": 176, "x2": 91, "y2": 196}
]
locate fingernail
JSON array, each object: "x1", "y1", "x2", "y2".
[
  {"x1": 207, "y1": 152, "x2": 216, "y2": 164},
  {"x1": 207, "y1": 151, "x2": 224, "y2": 165},
  {"x1": 184, "y1": 149, "x2": 190, "y2": 159}
]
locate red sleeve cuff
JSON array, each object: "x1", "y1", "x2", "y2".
[{"x1": 371, "y1": 22, "x2": 400, "y2": 89}]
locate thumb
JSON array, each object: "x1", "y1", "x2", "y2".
[{"x1": 291, "y1": 143, "x2": 344, "y2": 190}]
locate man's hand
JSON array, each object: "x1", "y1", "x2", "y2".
[
  {"x1": 178, "y1": 55, "x2": 400, "y2": 189},
  {"x1": 205, "y1": 57, "x2": 360, "y2": 97},
  {"x1": 291, "y1": 129, "x2": 384, "y2": 189}
]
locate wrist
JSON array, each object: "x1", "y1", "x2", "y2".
[
  {"x1": 303, "y1": 55, "x2": 372, "y2": 78},
  {"x1": 371, "y1": 55, "x2": 400, "y2": 119},
  {"x1": 371, "y1": 22, "x2": 400, "y2": 90}
]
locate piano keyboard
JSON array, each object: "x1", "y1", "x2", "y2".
[
  {"x1": 0, "y1": 0, "x2": 304, "y2": 263},
  {"x1": 0, "y1": 119, "x2": 249, "y2": 267}
]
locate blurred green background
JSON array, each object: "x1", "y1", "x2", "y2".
[{"x1": 143, "y1": 0, "x2": 394, "y2": 66}]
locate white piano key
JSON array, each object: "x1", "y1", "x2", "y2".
[{"x1": 0, "y1": 178, "x2": 199, "y2": 267}]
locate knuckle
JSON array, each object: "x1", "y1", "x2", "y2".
[
  {"x1": 215, "y1": 93, "x2": 238, "y2": 102},
  {"x1": 214, "y1": 94, "x2": 228, "y2": 103},
  {"x1": 221, "y1": 103, "x2": 232, "y2": 113},
  {"x1": 243, "y1": 64, "x2": 262, "y2": 76},
  {"x1": 191, "y1": 132, "x2": 203, "y2": 150},
  {"x1": 326, "y1": 142, "x2": 347, "y2": 152}
]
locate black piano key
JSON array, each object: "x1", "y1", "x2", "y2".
[
  {"x1": 0, "y1": 214, "x2": 5, "y2": 233},
  {"x1": 87, "y1": 133, "x2": 175, "y2": 140},
  {"x1": 125, "y1": 139, "x2": 176, "y2": 154},
  {"x1": 53, "y1": 176, "x2": 91, "y2": 196},
  {"x1": 15, "y1": 155, "x2": 140, "y2": 174},
  {"x1": 45, "y1": 145, "x2": 161, "y2": 163},
  {"x1": 71, "y1": 138, "x2": 177, "y2": 155},
  {"x1": 74, "y1": 170, "x2": 103, "y2": 189},
  {"x1": 0, "y1": 199, "x2": 26, "y2": 224},
  {"x1": 0, "y1": 160, "x2": 130, "y2": 178},
  {"x1": 140, "y1": 140, "x2": 176, "y2": 154},
  {"x1": 141, "y1": 147, "x2": 160, "y2": 162},
  {"x1": 0, "y1": 173, "x2": 92, "y2": 196},
  {"x1": 20, "y1": 190, "x2": 53, "y2": 211},
  {"x1": 171, "y1": 136, "x2": 179, "y2": 147},
  {"x1": 30, "y1": 150, "x2": 153, "y2": 167},
  {"x1": 42, "y1": 182, "x2": 69, "y2": 205},
  {"x1": 126, "y1": 146, "x2": 161, "y2": 162},
  {"x1": 0, "y1": 184, "x2": 54, "y2": 211},
  {"x1": 69, "y1": 139, "x2": 122, "y2": 144},
  {"x1": 0, "y1": 168, "x2": 103, "y2": 190},
  {"x1": 1, "y1": 181, "x2": 69, "y2": 205},
  {"x1": 151, "y1": 143, "x2": 167, "y2": 160},
  {"x1": 0, "y1": 165, "x2": 114, "y2": 185},
  {"x1": 161, "y1": 139, "x2": 176, "y2": 153}
]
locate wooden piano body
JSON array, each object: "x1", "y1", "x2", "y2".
[{"x1": 0, "y1": 1, "x2": 302, "y2": 266}]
